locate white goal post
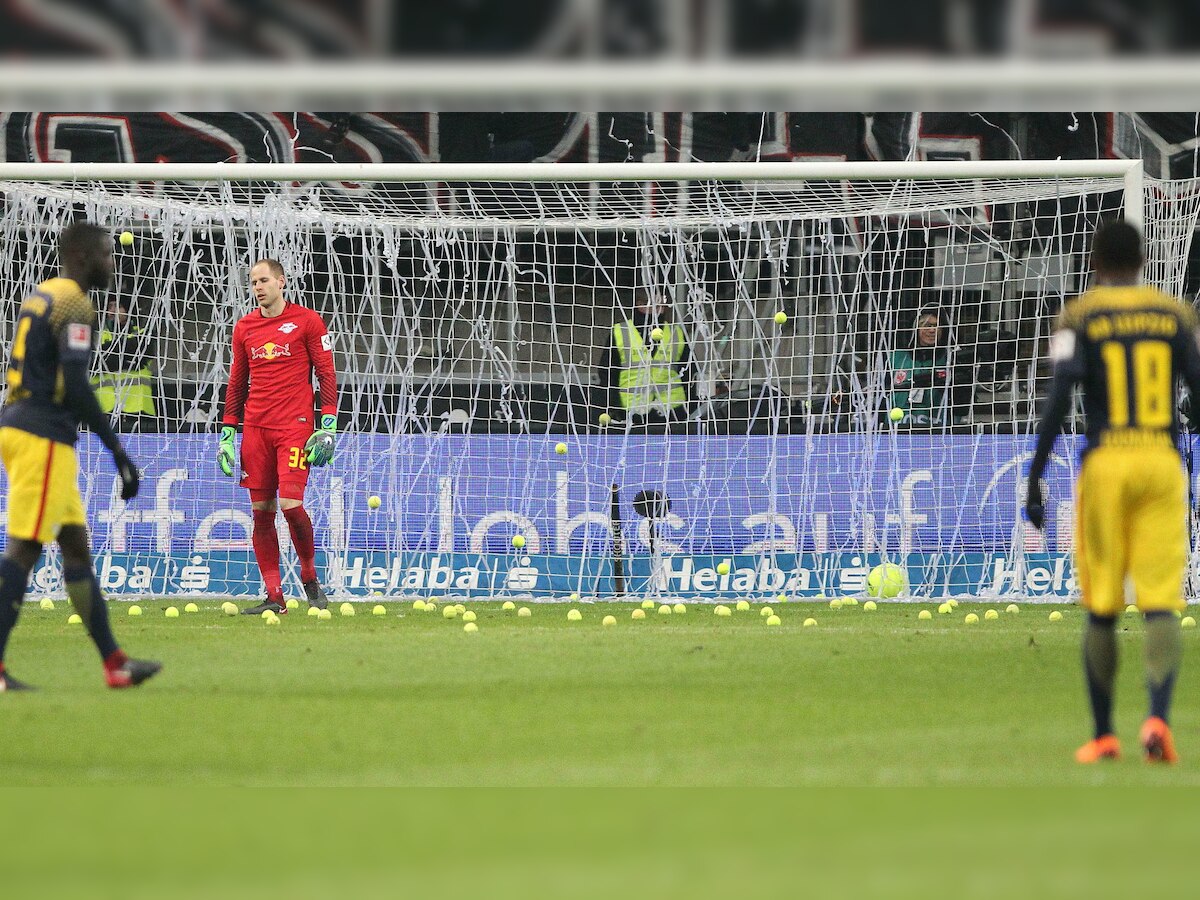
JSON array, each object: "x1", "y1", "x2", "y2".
[{"x1": 2, "y1": 156, "x2": 1196, "y2": 605}]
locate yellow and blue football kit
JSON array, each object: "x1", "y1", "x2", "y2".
[
  {"x1": 1035, "y1": 285, "x2": 1200, "y2": 616},
  {"x1": 0, "y1": 277, "x2": 121, "y2": 543}
]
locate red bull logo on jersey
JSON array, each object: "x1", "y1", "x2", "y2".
[{"x1": 250, "y1": 341, "x2": 291, "y2": 361}]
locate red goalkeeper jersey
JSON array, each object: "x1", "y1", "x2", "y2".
[{"x1": 222, "y1": 301, "x2": 337, "y2": 430}]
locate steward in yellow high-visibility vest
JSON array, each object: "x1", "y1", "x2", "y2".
[
  {"x1": 92, "y1": 302, "x2": 156, "y2": 419},
  {"x1": 600, "y1": 300, "x2": 692, "y2": 428}
]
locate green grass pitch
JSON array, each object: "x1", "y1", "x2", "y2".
[{"x1": 1, "y1": 598, "x2": 1197, "y2": 786}]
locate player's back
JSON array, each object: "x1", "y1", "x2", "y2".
[
  {"x1": 1, "y1": 278, "x2": 97, "y2": 445},
  {"x1": 1059, "y1": 284, "x2": 1198, "y2": 452}
]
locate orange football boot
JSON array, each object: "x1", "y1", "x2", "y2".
[
  {"x1": 1140, "y1": 717, "x2": 1178, "y2": 764},
  {"x1": 1075, "y1": 734, "x2": 1121, "y2": 763}
]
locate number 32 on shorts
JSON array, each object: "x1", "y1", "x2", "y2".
[{"x1": 287, "y1": 446, "x2": 308, "y2": 470}]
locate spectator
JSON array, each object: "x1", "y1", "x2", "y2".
[
  {"x1": 92, "y1": 298, "x2": 156, "y2": 432},
  {"x1": 597, "y1": 290, "x2": 693, "y2": 432},
  {"x1": 888, "y1": 306, "x2": 961, "y2": 429}
]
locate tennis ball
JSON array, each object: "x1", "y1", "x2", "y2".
[
  {"x1": 947, "y1": 599, "x2": 960, "y2": 608},
  {"x1": 842, "y1": 597, "x2": 858, "y2": 606},
  {"x1": 1124, "y1": 604, "x2": 1138, "y2": 615},
  {"x1": 777, "y1": 593, "x2": 788, "y2": 604},
  {"x1": 221, "y1": 601, "x2": 238, "y2": 616},
  {"x1": 367, "y1": 495, "x2": 381, "y2": 510},
  {"x1": 165, "y1": 606, "x2": 180, "y2": 618},
  {"x1": 567, "y1": 608, "x2": 582, "y2": 621},
  {"x1": 568, "y1": 592, "x2": 579, "y2": 602},
  {"x1": 461, "y1": 610, "x2": 476, "y2": 622},
  {"x1": 602, "y1": 615, "x2": 617, "y2": 627},
  {"x1": 372, "y1": 604, "x2": 387, "y2": 616},
  {"x1": 1183, "y1": 616, "x2": 1197, "y2": 629},
  {"x1": 650, "y1": 326, "x2": 664, "y2": 341},
  {"x1": 735, "y1": 600, "x2": 750, "y2": 612},
  {"x1": 1005, "y1": 604, "x2": 1019, "y2": 614},
  {"x1": 766, "y1": 614, "x2": 781, "y2": 626},
  {"x1": 863, "y1": 600, "x2": 877, "y2": 611},
  {"x1": 67, "y1": 613, "x2": 82, "y2": 625},
  {"x1": 672, "y1": 603, "x2": 686, "y2": 614},
  {"x1": 128, "y1": 605, "x2": 142, "y2": 616},
  {"x1": 463, "y1": 622, "x2": 478, "y2": 634},
  {"x1": 517, "y1": 606, "x2": 531, "y2": 618},
  {"x1": 555, "y1": 442, "x2": 567, "y2": 455},
  {"x1": 632, "y1": 608, "x2": 646, "y2": 620},
  {"x1": 803, "y1": 617, "x2": 817, "y2": 627},
  {"x1": 717, "y1": 561, "x2": 730, "y2": 575},
  {"x1": 917, "y1": 609, "x2": 933, "y2": 620},
  {"x1": 829, "y1": 598, "x2": 843, "y2": 610},
  {"x1": 39, "y1": 597, "x2": 54, "y2": 611},
  {"x1": 760, "y1": 606, "x2": 774, "y2": 617},
  {"x1": 454, "y1": 603, "x2": 465, "y2": 613},
  {"x1": 339, "y1": 602, "x2": 355, "y2": 617},
  {"x1": 984, "y1": 609, "x2": 999, "y2": 620},
  {"x1": 1048, "y1": 610, "x2": 1064, "y2": 622},
  {"x1": 598, "y1": 413, "x2": 612, "y2": 427},
  {"x1": 412, "y1": 599, "x2": 427, "y2": 611},
  {"x1": 261, "y1": 609, "x2": 274, "y2": 620},
  {"x1": 119, "y1": 230, "x2": 134, "y2": 247},
  {"x1": 285, "y1": 598, "x2": 299, "y2": 610},
  {"x1": 938, "y1": 602, "x2": 952, "y2": 615},
  {"x1": 867, "y1": 563, "x2": 907, "y2": 598},
  {"x1": 317, "y1": 608, "x2": 332, "y2": 620},
  {"x1": 774, "y1": 311, "x2": 787, "y2": 325},
  {"x1": 443, "y1": 605, "x2": 458, "y2": 619},
  {"x1": 642, "y1": 598, "x2": 656, "y2": 609},
  {"x1": 964, "y1": 613, "x2": 979, "y2": 625},
  {"x1": 501, "y1": 600, "x2": 516, "y2": 611},
  {"x1": 889, "y1": 407, "x2": 904, "y2": 423},
  {"x1": 307, "y1": 605, "x2": 320, "y2": 617},
  {"x1": 512, "y1": 535, "x2": 526, "y2": 549},
  {"x1": 265, "y1": 612, "x2": 280, "y2": 626},
  {"x1": 657, "y1": 604, "x2": 672, "y2": 615},
  {"x1": 714, "y1": 605, "x2": 731, "y2": 617},
  {"x1": 184, "y1": 602, "x2": 199, "y2": 613}
]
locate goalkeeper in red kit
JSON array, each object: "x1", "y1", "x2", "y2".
[{"x1": 220, "y1": 259, "x2": 338, "y2": 615}]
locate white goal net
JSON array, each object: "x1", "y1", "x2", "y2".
[{"x1": 2, "y1": 160, "x2": 1198, "y2": 602}]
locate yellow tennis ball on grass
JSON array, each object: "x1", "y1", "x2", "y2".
[
  {"x1": 501, "y1": 600, "x2": 516, "y2": 611},
  {"x1": 631, "y1": 608, "x2": 646, "y2": 620},
  {"x1": 735, "y1": 600, "x2": 750, "y2": 612},
  {"x1": 221, "y1": 601, "x2": 238, "y2": 616},
  {"x1": 917, "y1": 609, "x2": 932, "y2": 620},
  {"x1": 339, "y1": 602, "x2": 355, "y2": 617},
  {"x1": 766, "y1": 614, "x2": 781, "y2": 626},
  {"x1": 602, "y1": 615, "x2": 617, "y2": 627},
  {"x1": 307, "y1": 605, "x2": 320, "y2": 617},
  {"x1": 128, "y1": 605, "x2": 142, "y2": 616},
  {"x1": 1048, "y1": 610, "x2": 1063, "y2": 622},
  {"x1": 517, "y1": 606, "x2": 531, "y2": 618},
  {"x1": 184, "y1": 602, "x2": 199, "y2": 613},
  {"x1": 317, "y1": 608, "x2": 332, "y2": 620},
  {"x1": 714, "y1": 605, "x2": 731, "y2": 617},
  {"x1": 673, "y1": 603, "x2": 686, "y2": 614},
  {"x1": 165, "y1": 606, "x2": 179, "y2": 618},
  {"x1": 463, "y1": 622, "x2": 478, "y2": 634},
  {"x1": 372, "y1": 604, "x2": 387, "y2": 616},
  {"x1": 867, "y1": 563, "x2": 907, "y2": 598},
  {"x1": 39, "y1": 598, "x2": 54, "y2": 611}
]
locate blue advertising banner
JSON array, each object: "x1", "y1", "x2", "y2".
[{"x1": 0, "y1": 431, "x2": 1175, "y2": 600}]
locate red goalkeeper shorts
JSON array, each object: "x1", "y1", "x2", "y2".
[{"x1": 239, "y1": 425, "x2": 312, "y2": 501}]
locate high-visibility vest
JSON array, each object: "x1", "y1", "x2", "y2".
[
  {"x1": 612, "y1": 321, "x2": 687, "y2": 415},
  {"x1": 91, "y1": 327, "x2": 156, "y2": 416}
]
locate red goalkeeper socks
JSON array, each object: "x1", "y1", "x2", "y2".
[
  {"x1": 283, "y1": 506, "x2": 317, "y2": 583},
  {"x1": 252, "y1": 509, "x2": 284, "y2": 600}
]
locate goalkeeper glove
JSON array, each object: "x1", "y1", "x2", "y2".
[
  {"x1": 217, "y1": 425, "x2": 237, "y2": 477},
  {"x1": 305, "y1": 414, "x2": 336, "y2": 467}
]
